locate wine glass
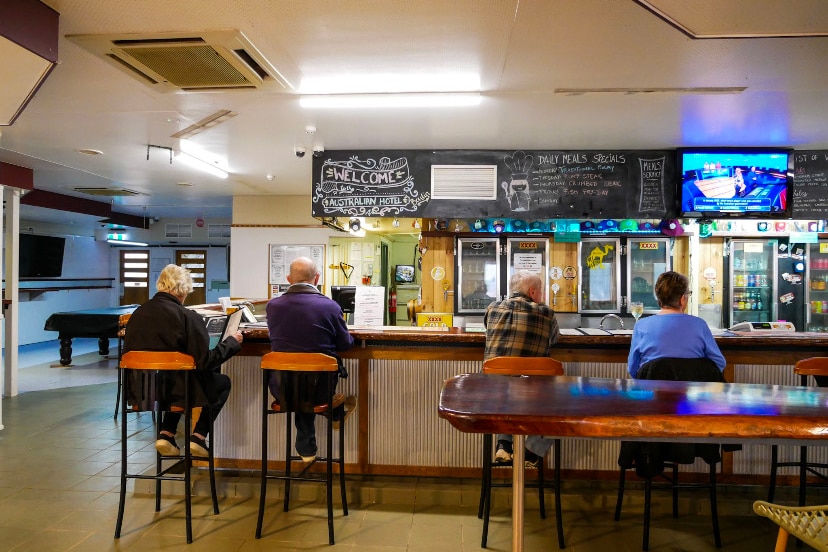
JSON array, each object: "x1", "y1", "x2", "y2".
[{"x1": 630, "y1": 302, "x2": 644, "y2": 324}]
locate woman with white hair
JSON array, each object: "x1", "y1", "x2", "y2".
[{"x1": 124, "y1": 264, "x2": 243, "y2": 456}]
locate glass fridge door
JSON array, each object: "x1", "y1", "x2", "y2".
[
  {"x1": 456, "y1": 237, "x2": 500, "y2": 314},
  {"x1": 806, "y1": 241, "x2": 828, "y2": 332},
  {"x1": 506, "y1": 237, "x2": 550, "y2": 303},
  {"x1": 579, "y1": 238, "x2": 622, "y2": 313},
  {"x1": 730, "y1": 239, "x2": 777, "y2": 325},
  {"x1": 626, "y1": 237, "x2": 671, "y2": 314}
]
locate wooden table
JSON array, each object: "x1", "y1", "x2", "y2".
[{"x1": 438, "y1": 373, "x2": 828, "y2": 551}]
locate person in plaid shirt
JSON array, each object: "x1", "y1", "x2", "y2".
[{"x1": 483, "y1": 270, "x2": 560, "y2": 467}]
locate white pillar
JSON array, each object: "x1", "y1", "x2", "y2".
[{"x1": 3, "y1": 187, "x2": 21, "y2": 405}]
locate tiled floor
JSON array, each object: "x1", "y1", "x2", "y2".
[{"x1": 0, "y1": 341, "x2": 813, "y2": 550}]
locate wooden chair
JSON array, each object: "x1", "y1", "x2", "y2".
[
  {"x1": 615, "y1": 357, "x2": 727, "y2": 551},
  {"x1": 753, "y1": 500, "x2": 828, "y2": 552},
  {"x1": 768, "y1": 357, "x2": 828, "y2": 506},
  {"x1": 256, "y1": 352, "x2": 348, "y2": 544},
  {"x1": 115, "y1": 351, "x2": 219, "y2": 544},
  {"x1": 478, "y1": 356, "x2": 566, "y2": 549}
]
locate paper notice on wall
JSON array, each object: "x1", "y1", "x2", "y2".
[
  {"x1": 353, "y1": 286, "x2": 385, "y2": 326},
  {"x1": 512, "y1": 253, "x2": 542, "y2": 273}
]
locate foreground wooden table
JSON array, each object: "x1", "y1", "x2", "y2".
[{"x1": 438, "y1": 374, "x2": 828, "y2": 551}]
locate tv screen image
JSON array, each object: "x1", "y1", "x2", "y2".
[
  {"x1": 20, "y1": 234, "x2": 66, "y2": 277},
  {"x1": 679, "y1": 149, "x2": 792, "y2": 218},
  {"x1": 394, "y1": 265, "x2": 415, "y2": 284}
]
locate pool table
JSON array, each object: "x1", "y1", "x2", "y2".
[{"x1": 44, "y1": 305, "x2": 139, "y2": 366}]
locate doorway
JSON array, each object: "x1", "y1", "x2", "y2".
[
  {"x1": 176, "y1": 250, "x2": 207, "y2": 305},
  {"x1": 120, "y1": 250, "x2": 149, "y2": 306}
]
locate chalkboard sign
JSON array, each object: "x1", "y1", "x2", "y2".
[
  {"x1": 423, "y1": 150, "x2": 677, "y2": 219},
  {"x1": 792, "y1": 150, "x2": 828, "y2": 218},
  {"x1": 312, "y1": 149, "x2": 677, "y2": 219}
]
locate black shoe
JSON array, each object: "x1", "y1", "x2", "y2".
[
  {"x1": 524, "y1": 450, "x2": 542, "y2": 468},
  {"x1": 155, "y1": 434, "x2": 180, "y2": 456},
  {"x1": 189, "y1": 435, "x2": 209, "y2": 457},
  {"x1": 494, "y1": 440, "x2": 513, "y2": 464}
]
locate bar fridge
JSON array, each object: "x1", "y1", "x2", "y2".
[
  {"x1": 727, "y1": 239, "x2": 777, "y2": 327},
  {"x1": 805, "y1": 242, "x2": 828, "y2": 332},
  {"x1": 455, "y1": 236, "x2": 550, "y2": 315},
  {"x1": 578, "y1": 237, "x2": 671, "y2": 315}
]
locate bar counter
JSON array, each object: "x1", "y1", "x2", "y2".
[{"x1": 215, "y1": 326, "x2": 828, "y2": 484}]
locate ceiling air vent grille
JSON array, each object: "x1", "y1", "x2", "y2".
[
  {"x1": 431, "y1": 165, "x2": 498, "y2": 200},
  {"x1": 67, "y1": 30, "x2": 291, "y2": 92},
  {"x1": 74, "y1": 187, "x2": 144, "y2": 197}
]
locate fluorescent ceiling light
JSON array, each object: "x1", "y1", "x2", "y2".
[
  {"x1": 174, "y1": 150, "x2": 229, "y2": 179},
  {"x1": 107, "y1": 239, "x2": 148, "y2": 246},
  {"x1": 300, "y1": 73, "x2": 480, "y2": 95},
  {"x1": 300, "y1": 93, "x2": 481, "y2": 109}
]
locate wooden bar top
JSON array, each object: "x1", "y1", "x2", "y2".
[{"x1": 438, "y1": 373, "x2": 828, "y2": 445}]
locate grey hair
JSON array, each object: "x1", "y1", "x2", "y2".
[
  {"x1": 509, "y1": 270, "x2": 542, "y2": 296},
  {"x1": 156, "y1": 264, "x2": 193, "y2": 297}
]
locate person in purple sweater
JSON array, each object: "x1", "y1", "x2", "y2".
[
  {"x1": 627, "y1": 271, "x2": 725, "y2": 379},
  {"x1": 266, "y1": 257, "x2": 354, "y2": 461}
]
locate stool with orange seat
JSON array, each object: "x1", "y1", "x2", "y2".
[
  {"x1": 477, "y1": 355, "x2": 566, "y2": 549},
  {"x1": 115, "y1": 351, "x2": 219, "y2": 544},
  {"x1": 768, "y1": 357, "x2": 828, "y2": 506},
  {"x1": 255, "y1": 351, "x2": 348, "y2": 544}
]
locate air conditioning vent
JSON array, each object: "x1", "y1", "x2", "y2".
[
  {"x1": 431, "y1": 165, "x2": 498, "y2": 200},
  {"x1": 74, "y1": 187, "x2": 144, "y2": 197},
  {"x1": 67, "y1": 30, "x2": 292, "y2": 92}
]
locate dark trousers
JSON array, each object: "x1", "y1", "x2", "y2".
[
  {"x1": 268, "y1": 371, "x2": 338, "y2": 457},
  {"x1": 160, "y1": 372, "x2": 232, "y2": 438}
]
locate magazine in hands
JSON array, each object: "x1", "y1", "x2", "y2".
[{"x1": 221, "y1": 308, "x2": 245, "y2": 341}]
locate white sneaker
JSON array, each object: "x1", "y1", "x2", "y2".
[{"x1": 494, "y1": 441, "x2": 513, "y2": 463}]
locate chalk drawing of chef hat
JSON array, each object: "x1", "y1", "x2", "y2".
[{"x1": 504, "y1": 151, "x2": 533, "y2": 178}]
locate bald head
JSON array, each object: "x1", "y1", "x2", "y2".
[{"x1": 288, "y1": 257, "x2": 319, "y2": 285}]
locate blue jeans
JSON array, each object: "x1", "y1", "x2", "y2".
[{"x1": 496, "y1": 433, "x2": 555, "y2": 457}]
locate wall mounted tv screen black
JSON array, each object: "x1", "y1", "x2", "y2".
[
  {"x1": 20, "y1": 234, "x2": 66, "y2": 277},
  {"x1": 678, "y1": 148, "x2": 792, "y2": 218},
  {"x1": 330, "y1": 285, "x2": 357, "y2": 314}
]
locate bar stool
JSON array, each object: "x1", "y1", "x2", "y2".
[
  {"x1": 768, "y1": 357, "x2": 828, "y2": 505},
  {"x1": 615, "y1": 357, "x2": 726, "y2": 551},
  {"x1": 113, "y1": 313, "x2": 131, "y2": 420},
  {"x1": 256, "y1": 352, "x2": 348, "y2": 544},
  {"x1": 477, "y1": 356, "x2": 565, "y2": 549},
  {"x1": 115, "y1": 351, "x2": 219, "y2": 544}
]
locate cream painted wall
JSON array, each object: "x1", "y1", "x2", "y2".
[{"x1": 230, "y1": 195, "x2": 338, "y2": 298}]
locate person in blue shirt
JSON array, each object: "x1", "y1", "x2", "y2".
[{"x1": 627, "y1": 271, "x2": 725, "y2": 378}]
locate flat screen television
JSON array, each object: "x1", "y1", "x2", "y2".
[
  {"x1": 678, "y1": 148, "x2": 792, "y2": 218},
  {"x1": 330, "y1": 285, "x2": 357, "y2": 314},
  {"x1": 394, "y1": 265, "x2": 415, "y2": 284},
  {"x1": 20, "y1": 234, "x2": 65, "y2": 277}
]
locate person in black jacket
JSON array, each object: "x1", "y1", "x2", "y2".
[{"x1": 124, "y1": 264, "x2": 243, "y2": 457}]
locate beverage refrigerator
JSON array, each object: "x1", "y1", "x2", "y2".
[
  {"x1": 805, "y1": 242, "x2": 828, "y2": 332},
  {"x1": 455, "y1": 236, "x2": 549, "y2": 315},
  {"x1": 726, "y1": 239, "x2": 776, "y2": 327},
  {"x1": 578, "y1": 236, "x2": 672, "y2": 316}
]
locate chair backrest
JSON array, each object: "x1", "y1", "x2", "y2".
[
  {"x1": 637, "y1": 357, "x2": 724, "y2": 383},
  {"x1": 120, "y1": 351, "x2": 196, "y2": 371},
  {"x1": 118, "y1": 313, "x2": 131, "y2": 338},
  {"x1": 794, "y1": 357, "x2": 828, "y2": 377},
  {"x1": 482, "y1": 356, "x2": 564, "y2": 376},
  {"x1": 261, "y1": 351, "x2": 339, "y2": 372}
]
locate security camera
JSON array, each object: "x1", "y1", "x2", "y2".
[
  {"x1": 312, "y1": 145, "x2": 325, "y2": 158},
  {"x1": 294, "y1": 145, "x2": 306, "y2": 158}
]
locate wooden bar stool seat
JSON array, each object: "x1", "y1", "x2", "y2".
[
  {"x1": 477, "y1": 356, "x2": 565, "y2": 549},
  {"x1": 115, "y1": 351, "x2": 219, "y2": 544},
  {"x1": 768, "y1": 357, "x2": 828, "y2": 506},
  {"x1": 256, "y1": 352, "x2": 349, "y2": 544}
]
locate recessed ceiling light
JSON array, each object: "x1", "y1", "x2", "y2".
[
  {"x1": 176, "y1": 181, "x2": 193, "y2": 187},
  {"x1": 77, "y1": 148, "x2": 103, "y2": 156},
  {"x1": 266, "y1": 174, "x2": 274, "y2": 181}
]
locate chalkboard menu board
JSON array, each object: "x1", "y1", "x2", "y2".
[
  {"x1": 312, "y1": 149, "x2": 677, "y2": 219},
  {"x1": 792, "y1": 150, "x2": 828, "y2": 218}
]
